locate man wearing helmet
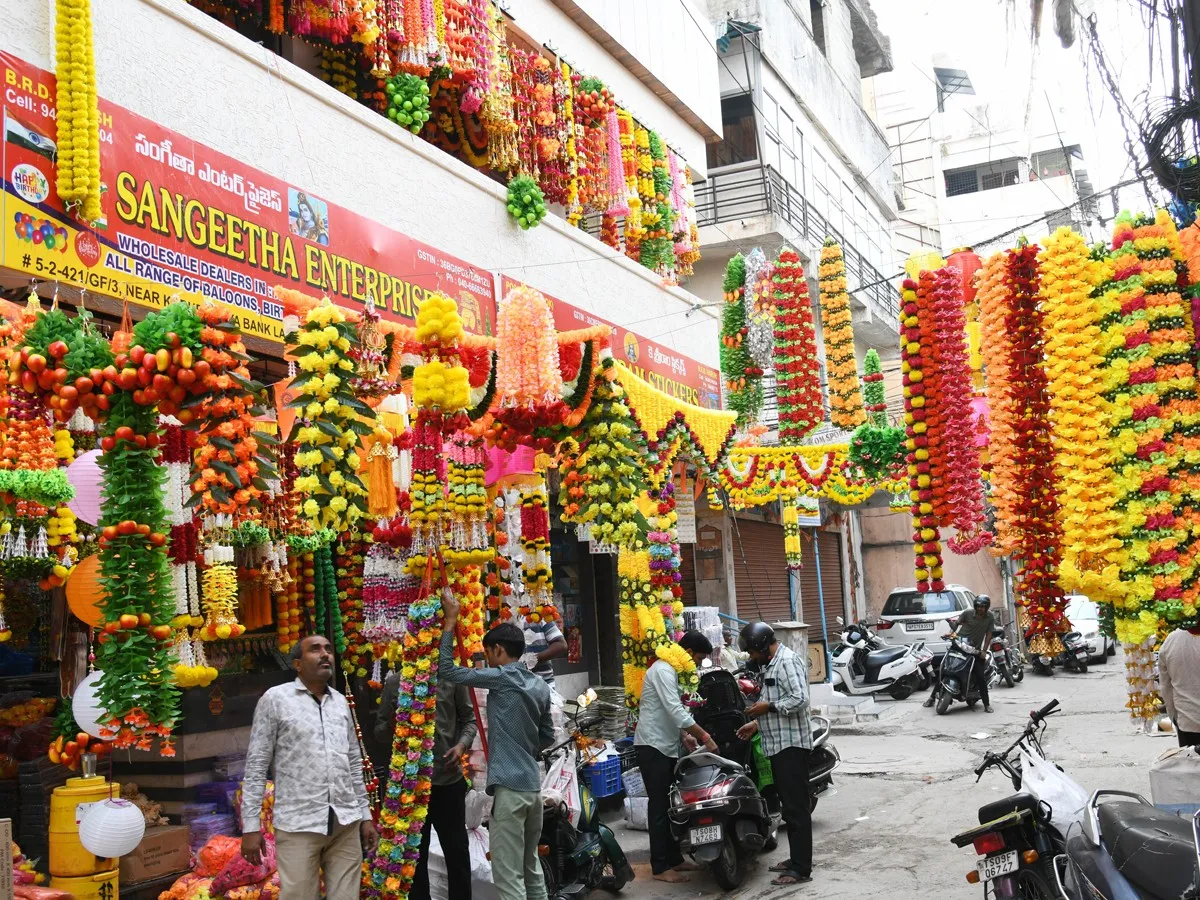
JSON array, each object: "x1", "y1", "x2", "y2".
[
  {"x1": 734, "y1": 622, "x2": 814, "y2": 887},
  {"x1": 923, "y1": 594, "x2": 997, "y2": 713}
]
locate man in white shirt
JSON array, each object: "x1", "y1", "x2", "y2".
[
  {"x1": 241, "y1": 635, "x2": 378, "y2": 899},
  {"x1": 1158, "y1": 626, "x2": 1200, "y2": 747},
  {"x1": 633, "y1": 631, "x2": 718, "y2": 884}
]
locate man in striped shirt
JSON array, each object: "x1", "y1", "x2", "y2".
[
  {"x1": 736, "y1": 622, "x2": 813, "y2": 888},
  {"x1": 522, "y1": 619, "x2": 568, "y2": 687}
]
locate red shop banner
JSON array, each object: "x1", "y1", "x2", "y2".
[
  {"x1": 1, "y1": 52, "x2": 496, "y2": 341},
  {"x1": 500, "y1": 275, "x2": 721, "y2": 409}
]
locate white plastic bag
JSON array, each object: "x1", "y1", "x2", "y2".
[
  {"x1": 428, "y1": 827, "x2": 497, "y2": 900},
  {"x1": 541, "y1": 747, "x2": 583, "y2": 827},
  {"x1": 624, "y1": 796, "x2": 649, "y2": 830},
  {"x1": 1020, "y1": 748, "x2": 1089, "y2": 832}
]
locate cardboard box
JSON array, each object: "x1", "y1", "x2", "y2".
[{"x1": 118, "y1": 826, "x2": 191, "y2": 885}]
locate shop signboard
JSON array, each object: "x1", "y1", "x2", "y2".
[
  {"x1": 499, "y1": 275, "x2": 721, "y2": 410},
  {"x1": 0, "y1": 52, "x2": 496, "y2": 341}
]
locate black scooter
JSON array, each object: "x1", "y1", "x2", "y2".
[
  {"x1": 666, "y1": 665, "x2": 839, "y2": 890},
  {"x1": 539, "y1": 706, "x2": 634, "y2": 900},
  {"x1": 934, "y1": 637, "x2": 997, "y2": 714}
]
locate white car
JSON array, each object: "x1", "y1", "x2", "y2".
[
  {"x1": 1065, "y1": 595, "x2": 1115, "y2": 663},
  {"x1": 876, "y1": 584, "x2": 980, "y2": 662}
]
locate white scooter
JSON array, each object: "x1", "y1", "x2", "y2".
[{"x1": 829, "y1": 617, "x2": 934, "y2": 700}]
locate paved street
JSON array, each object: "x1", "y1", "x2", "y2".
[{"x1": 609, "y1": 654, "x2": 1172, "y2": 898}]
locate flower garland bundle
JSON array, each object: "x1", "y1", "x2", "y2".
[
  {"x1": 561, "y1": 62, "x2": 583, "y2": 225},
  {"x1": 977, "y1": 251, "x2": 1023, "y2": 554},
  {"x1": 190, "y1": 304, "x2": 277, "y2": 519},
  {"x1": 914, "y1": 271, "x2": 949, "y2": 526},
  {"x1": 782, "y1": 496, "x2": 803, "y2": 568},
  {"x1": 386, "y1": 73, "x2": 432, "y2": 133},
  {"x1": 850, "y1": 349, "x2": 903, "y2": 482},
  {"x1": 54, "y1": 0, "x2": 102, "y2": 222},
  {"x1": 600, "y1": 212, "x2": 621, "y2": 251},
  {"x1": 862, "y1": 348, "x2": 888, "y2": 426},
  {"x1": 773, "y1": 248, "x2": 824, "y2": 442},
  {"x1": 899, "y1": 275, "x2": 943, "y2": 592},
  {"x1": 198, "y1": 549, "x2": 244, "y2": 641},
  {"x1": 639, "y1": 131, "x2": 676, "y2": 276},
  {"x1": 364, "y1": 543, "x2": 417, "y2": 655},
  {"x1": 648, "y1": 480, "x2": 686, "y2": 627},
  {"x1": 161, "y1": 420, "x2": 203, "y2": 681},
  {"x1": 605, "y1": 108, "x2": 629, "y2": 217},
  {"x1": 618, "y1": 547, "x2": 658, "y2": 708},
  {"x1": 519, "y1": 481, "x2": 554, "y2": 608},
  {"x1": 818, "y1": 240, "x2": 867, "y2": 430},
  {"x1": 930, "y1": 267, "x2": 991, "y2": 554},
  {"x1": 336, "y1": 533, "x2": 370, "y2": 677},
  {"x1": 288, "y1": 300, "x2": 372, "y2": 533},
  {"x1": 450, "y1": 564, "x2": 485, "y2": 661},
  {"x1": 1038, "y1": 227, "x2": 1123, "y2": 602},
  {"x1": 494, "y1": 285, "x2": 564, "y2": 429},
  {"x1": 278, "y1": 553, "x2": 302, "y2": 653},
  {"x1": 459, "y1": 0, "x2": 492, "y2": 113},
  {"x1": 742, "y1": 248, "x2": 774, "y2": 371},
  {"x1": 444, "y1": 435, "x2": 490, "y2": 558},
  {"x1": 506, "y1": 174, "x2": 547, "y2": 229},
  {"x1": 368, "y1": 562, "x2": 444, "y2": 900},
  {"x1": 1001, "y1": 244, "x2": 1067, "y2": 654},
  {"x1": 655, "y1": 641, "x2": 699, "y2": 703},
  {"x1": 677, "y1": 167, "x2": 702, "y2": 277},
  {"x1": 556, "y1": 351, "x2": 645, "y2": 549},
  {"x1": 719, "y1": 253, "x2": 761, "y2": 426}
]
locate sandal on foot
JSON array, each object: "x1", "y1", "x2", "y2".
[{"x1": 771, "y1": 873, "x2": 812, "y2": 886}]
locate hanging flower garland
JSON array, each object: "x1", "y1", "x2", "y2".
[
  {"x1": 862, "y1": 348, "x2": 887, "y2": 426},
  {"x1": 506, "y1": 174, "x2": 548, "y2": 229},
  {"x1": 930, "y1": 267, "x2": 991, "y2": 554},
  {"x1": 773, "y1": 248, "x2": 824, "y2": 443},
  {"x1": 899, "y1": 272, "x2": 943, "y2": 592},
  {"x1": 337, "y1": 532, "x2": 371, "y2": 677},
  {"x1": 782, "y1": 496, "x2": 803, "y2": 569},
  {"x1": 444, "y1": 435, "x2": 491, "y2": 565},
  {"x1": 1038, "y1": 227, "x2": 1123, "y2": 602},
  {"x1": 288, "y1": 300, "x2": 372, "y2": 534},
  {"x1": 817, "y1": 240, "x2": 866, "y2": 430},
  {"x1": 519, "y1": 481, "x2": 557, "y2": 623},
  {"x1": 719, "y1": 253, "x2": 761, "y2": 426},
  {"x1": 494, "y1": 285, "x2": 564, "y2": 430},
  {"x1": 618, "y1": 547, "x2": 657, "y2": 708},
  {"x1": 54, "y1": 0, "x2": 102, "y2": 223},
  {"x1": 742, "y1": 248, "x2": 774, "y2": 372}
]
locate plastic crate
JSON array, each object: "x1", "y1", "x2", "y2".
[
  {"x1": 614, "y1": 738, "x2": 637, "y2": 772},
  {"x1": 582, "y1": 756, "x2": 623, "y2": 798}
]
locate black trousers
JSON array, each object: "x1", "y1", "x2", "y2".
[
  {"x1": 971, "y1": 659, "x2": 990, "y2": 708},
  {"x1": 636, "y1": 745, "x2": 683, "y2": 874},
  {"x1": 769, "y1": 746, "x2": 812, "y2": 878},
  {"x1": 412, "y1": 778, "x2": 472, "y2": 900},
  {"x1": 1179, "y1": 728, "x2": 1200, "y2": 748}
]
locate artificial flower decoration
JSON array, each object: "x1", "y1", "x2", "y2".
[
  {"x1": 506, "y1": 174, "x2": 547, "y2": 229},
  {"x1": 494, "y1": 285, "x2": 565, "y2": 432},
  {"x1": 386, "y1": 72, "x2": 432, "y2": 133},
  {"x1": 54, "y1": 0, "x2": 102, "y2": 222},
  {"x1": 742, "y1": 248, "x2": 775, "y2": 372},
  {"x1": 719, "y1": 253, "x2": 761, "y2": 426},
  {"x1": 1037, "y1": 227, "x2": 1123, "y2": 602},
  {"x1": 782, "y1": 496, "x2": 803, "y2": 569},
  {"x1": 773, "y1": 248, "x2": 823, "y2": 443},
  {"x1": 862, "y1": 348, "x2": 888, "y2": 427},
  {"x1": 817, "y1": 240, "x2": 866, "y2": 430}
]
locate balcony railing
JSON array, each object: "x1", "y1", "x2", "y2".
[{"x1": 695, "y1": 164, "x2": 898, "y2": 319}]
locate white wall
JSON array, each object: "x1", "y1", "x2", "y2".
[
  {"x1": 939, "y1": 176, "x2": 1076, "y2": 252},
  {"x1": 4, "y1": 0, "x2": 720, "y2": 369}
]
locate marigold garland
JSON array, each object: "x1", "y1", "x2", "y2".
[
  {"x1": 54, "y1": 0, "x2": 102, "y2": 222},
  {"x1": 773, "y1": 248, "x2": 823, "y2": 442},
  {"x1": 817, "y1": 239, "x2": 866, "y2": 430}
]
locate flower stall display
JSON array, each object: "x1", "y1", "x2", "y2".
[
  {"x1": 288, "y1": 300, "x2": 373, "y2": 534},
  {"x1": 929, "y1": 267, "x2": 991, "y2": 554},
  {"x1": 773, "y1": 248, "x2": 824, "y2": 443},
  {"x1": 1038, "y1": 227, "x2": 1123, "y2": 602},
  {"x1": 817, "y1": 240, "x2": 866, "y2": 431}
]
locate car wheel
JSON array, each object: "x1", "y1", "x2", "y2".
[{"x1": 1092, "y1": 652, "x2": 1107, "y2": 664}]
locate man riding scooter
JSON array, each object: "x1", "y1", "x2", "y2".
[{"x1": 923, "y1": 595, "x2": 997, "y2": 713}]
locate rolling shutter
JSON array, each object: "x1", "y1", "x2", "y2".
[
  {"x1": 730, "y1": 519, "x2": 792, "y2": 624},
  {"x1": 679, "y1": 543, "x2": 698, "y2": 606},
  {"x1": 796, "y1": 530, "x2": 846, "y2": 644}
]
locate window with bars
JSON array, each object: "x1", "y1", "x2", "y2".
[
  {"x1": 945, "y1": 168, "x2": 977, "y2": 196},
  {"x1": 1031, "y1": 146, "x2": 1080, "y2": 179},
  {"x1": 979, "y1": 167, "x2": 1018, "y2": 190}
]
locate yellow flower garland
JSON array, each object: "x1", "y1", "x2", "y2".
[
  {"x1": 613, "y1": 361, "x2": 737, "y2": 467},
  {"x1": 55, "y1": 0, "x2": 102, "y2": 222}
]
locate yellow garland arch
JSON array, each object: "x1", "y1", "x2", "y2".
[{"x1": 716, "y1": 444, "x2": 891, "y2": 508}]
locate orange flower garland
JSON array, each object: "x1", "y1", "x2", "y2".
[{"x1": 817, "y1": 239, "x2": 866, "y2": 430}]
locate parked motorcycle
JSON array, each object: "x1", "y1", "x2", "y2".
[
  {"x1": 991, "y1": 631, "x2": 1024, "y2": 687},
  {"x1": 951, "y1": 699, "x2": 1067, "y2": 898},
  {"x1": 1055, "y1": 793, "x2": 1200, "y2": 899},
  {"x1": 666, "y1": 665, "x2": 839, "y2": 890},
  {"x1": 539, "y1": 705, "x2": 634, "y2": 900},
  {"x1": 1055, "y1": 631, "x2": 1091, "y2": 674},
  {"x1": 830, "y1": 618, "x2": 934, "y2": 700},
  {"x1": 934, "y1": 636, "x2": 998, "y2": 714}
]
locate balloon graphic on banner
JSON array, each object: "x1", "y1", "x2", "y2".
[
  {"x1": 66, "y1": 450, "x2": 103, "y2": 525},
  {"x1": 66, "y1": 555, "x2": 105, "y2": 627}
]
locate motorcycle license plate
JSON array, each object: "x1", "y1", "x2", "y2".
[
  {"x1": 976, "y1": 851, "x2": 1018, "y2": 881},
  {"x1": 907, "y1": 621, "x2": 934, "y2": 631},
  {"x1": 689, "y1": 825, "x2": 722, "y2": 846}
]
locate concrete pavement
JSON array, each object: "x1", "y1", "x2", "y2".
[{"x1": 608, "y1": 654, "x2": 1173, "y2": 898}]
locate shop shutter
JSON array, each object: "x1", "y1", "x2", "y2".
[
  {"x1": 730, "y1": 519, "x2": 792, "y2": 624},
  {"x1": 796, "y1": 530, "x2": 846, "y2": 645},
  {"x1": 679, "y1": 543, "x2": 698, "y2": 606}
]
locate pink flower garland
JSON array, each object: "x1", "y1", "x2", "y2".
[
  {"x1": 930, "y1": 266, "x2": 992, "y2": 554},
  {"x1": 605, "y1": 108, "x2": 629, "y2": 216},
  {"x1": 495, "y1": 285, "x2": 564, "y2": 408},
  {"x1": 460, "y1": 0, "x2": 492, "y2": 113}
]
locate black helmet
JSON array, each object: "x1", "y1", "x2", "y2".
[
  {"x1": 739, "y1": 622, "x2": 776, "y2": 654},
  {"x1": 974, "y1": 595, "x2": 991, "y2": 610}
]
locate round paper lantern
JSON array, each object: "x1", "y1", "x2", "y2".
[
  {"x1": 72, "y1": 671, "x2": 115, "y2": 741},
  {"x1": 79, "y1": 799, "x2": 145, "y2": 858},
  {"x1": 66, "y1": 450, "x2": 103, "y2": 526},
  {"x1": 65, "y1": 555, "x2": 105, "y2": 627}
]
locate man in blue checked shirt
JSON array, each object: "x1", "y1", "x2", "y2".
[{"x1": 736, "y1": 622, "x2": 814, "y2": 888}]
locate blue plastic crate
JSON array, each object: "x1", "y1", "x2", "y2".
[{"x1": 582, "y1": 756, "x2": 623, "y2": 798}]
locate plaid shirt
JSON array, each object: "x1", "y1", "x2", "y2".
[{"x1": 758, "y1": 644, "x2": 813, "y2": 756}]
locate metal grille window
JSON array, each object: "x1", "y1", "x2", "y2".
[
  {"x1": 1031, "y1": 147, "x2": 1078, "y2": 179},
  {"x1": 980, "y1": 167, "x2": 1019, "y2": 190},
  {"x1": 945, "y1": 168, "x2": 977, "y2": 196}
]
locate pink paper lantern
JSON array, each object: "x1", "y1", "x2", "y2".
[{"x1": 66, "y1": 449, "x2": 103, "y2": 526}]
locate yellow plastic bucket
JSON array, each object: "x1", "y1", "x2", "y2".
[
  {"x1": 49, "y1": 775, "x2": 119, "y2": 877},
  {"x1": 51, "y1": 868, "x2": 119, "y2": 900}
]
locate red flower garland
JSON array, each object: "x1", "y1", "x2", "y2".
[
  {"x1": 772, "y1": 249, "x2": 823, "y2": 443},
  {"x1": 900, "y1": 276, "x2": 944, "y2": 592},
  {"x1": 1002, "y1": 244, "x2": 1066, "y2": 647},
  {"x1": 931, "y1": 267, "x2": 992, "y2": 554}
]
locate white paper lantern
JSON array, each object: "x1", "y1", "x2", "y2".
[
  {"x1": 79, "y1": 799, "x2": 145, "y2": 858},
  {"x1": 72, "y1": 671, "x2": 115, "y2": 741}
]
